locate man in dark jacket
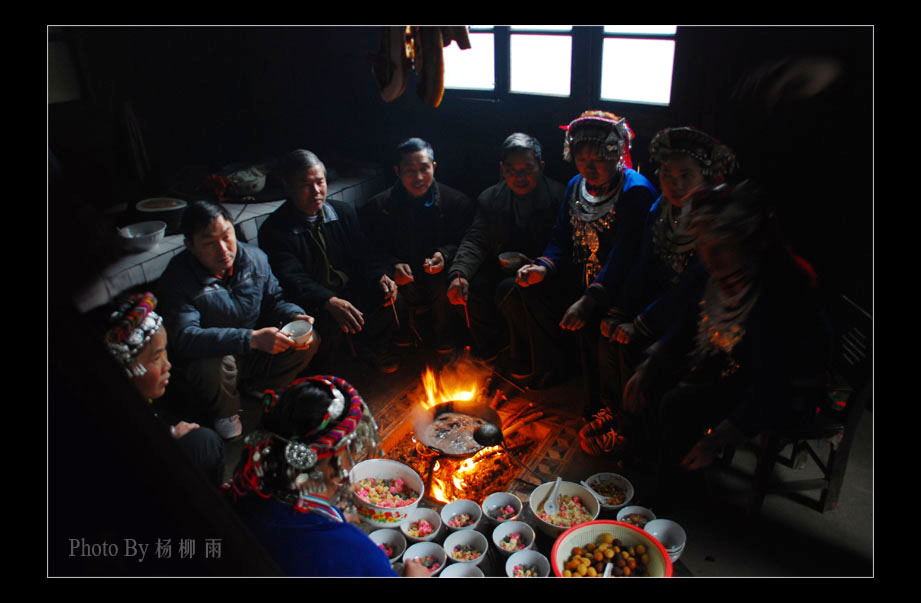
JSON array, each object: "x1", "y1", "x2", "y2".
[
  {"x1": 446, "y1": 133, "x2": 565, "y2": 365},
  {"x1": 358, "y1": 138, "x2": 475, "y2": 353},
  {"x1": 259, "y1": 150, "x2": 399, "y2": 374},
  {"x1": 156, "y1": 201, "x2": 318, "y2": 440}
]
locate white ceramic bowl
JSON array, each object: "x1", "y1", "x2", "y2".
[
  {"x1": 617, "y1": 505, "x2": 656, "y2": 530},
  {"x1": 529, "y1": 480, "x2": 601, "y2": 538},
  {"x1": 444, "y1": 529, "x2": 489, "y2": 566},
  {"x1": 349, "y1": 459, "x2": 424, "y2": 528},
  {"x1": 644, "y1": 519, "x2": 687, "y2": 562},
  {"x1": 280, "y1": 319, "x2": 313, "y2": 346},
  {"x1": 400, "y1": 507, "x2": 443, "y2": 543},
  {"x1": 481, "y1": 491, "x2": 522, "y2": 524},
  {"x1": 582, "y1": 472, "x2": 634, "y2": 512},
  {"x1": 491, "y1": 520, "x2": 535, "y2": 557},
  {"x1": 403, "y1": 541, "x2": 447, "y2": 576},
  {"x1": 368, "y1": 528, "x2": 407, "y2": 565},
  {"x1": 118, "y1": 220, "x2": 166, "y2": 253},
  {"x1": 439, "y1": 562, "x2": 484, "y2": 577},
  {"x1": 441, "y1": 499, "x2": 482, "y2": 532},
  {"x1": 550, "y1": 520, "x2": 673, "y2": 578},
  {"x1": 506, "y1": 549, "x2": 551, "y2": 577}
]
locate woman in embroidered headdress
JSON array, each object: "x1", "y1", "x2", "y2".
[
  {"x1": 620, "y1": 182, "x2": 832, "y2": 502},
  {"x1": 224, "y1": 376, "x2": 429, "y2": 577},
  {"x1": 512, "y1": 110, "x2": 657, "y2": 389},
  {"x1": 582, "y1": 127, "x2": 737, "y2": 455},
  {"x1": 104, "y1": 292, "x2": 226, "y2": 486}
]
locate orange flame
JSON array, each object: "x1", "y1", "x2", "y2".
[{"x1": 419, "y1": 366, "x2": 478, "y2": 410}]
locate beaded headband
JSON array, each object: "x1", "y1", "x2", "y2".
[
  {"x1": 561, "y1": 113, "x2": 634, "y2": 168},
  {"x1": 104, "y1": 292, "x2": 163, "y2": 378},
  {"x1": 649, "y1": 127, "x2": 738, "y2": 183}
]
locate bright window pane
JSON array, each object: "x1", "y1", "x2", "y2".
[
  {"x1": 600, "y1": 37, "x2": 674, "y2": 105},
  {"x1": 510, "y1": 25, "x2": 572, "y2": 32},
  {"x1": 510, "y1": 34, "x2": 571, "y2": 97},
  {"x1": 443, "y1": 32, "x2": 495, "y2": 90},
  {"x1": 604, "y1": 25, "x2": 676, "y2": 35}
]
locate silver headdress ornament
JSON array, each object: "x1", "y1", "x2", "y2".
[{"x1": 104, "y1": 292, "x2": 163, "y2": 378}]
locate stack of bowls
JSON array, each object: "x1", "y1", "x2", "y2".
[
  {"x1": 349, "y1": 459, "x2": 424, "y2": 528},
  {"x1": 400, "y1": 507, "x2": 443, "y2": 543},
  {"x1": 644, "y1": 519, "x2": 687, "y2": 562},
  {"x1": 441, "y1": 499, "x2": 482, "y2": 532}
]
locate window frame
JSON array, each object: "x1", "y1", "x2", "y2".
[{"x1": 443, "y1": 26, "x2": 679, "y2": 108}]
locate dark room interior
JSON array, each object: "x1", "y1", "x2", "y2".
[{"x1": 47, "y1": 25, "x2": 874, "y2": 578}]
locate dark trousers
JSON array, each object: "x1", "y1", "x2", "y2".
[
  {"x1": 174, "y1": 426, "x2": 226, "y2": 487},
  {"x1": 396, "y1": 270, "x2": 462, "y2": 346},
  {"x1": 465, "y1": 262, "x2": 516, "y2": 358}
]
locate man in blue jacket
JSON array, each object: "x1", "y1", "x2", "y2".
[{"x1": 156, "y1": 201, "x2": 318, "y2": 440}]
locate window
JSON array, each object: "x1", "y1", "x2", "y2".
[
  {"x1": 443, "y1": 26, "x2": 676, "y2": 106},
  {"x1": 600, "y1": 26, "x2": 676, "y2": 106}
]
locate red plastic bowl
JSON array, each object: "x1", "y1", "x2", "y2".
[{"x1": 550, "y1": 519, "x2": 674, "y2": 577}]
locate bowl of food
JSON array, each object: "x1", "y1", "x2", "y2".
[
  {"x1": 403, "y1": 541, "x2": 447, "y2": 576},
  {"x1": 400, "y1": 507, "x2": 443, "y2": 543},
  {"x1": 444, "y1": 529, "x2": 488, "y2": 566},
  {"x1": 368, "y1": 528, "x2": 407, "y2": 565},
  {"x1": 529, "y1": 480, "x2": 600, "y2": 538},
  {"x1": 349, "y1": 459, "x2": 424, "y2": 528},
  {"x1": 280, "y1": 319, "x2": 313, "y2": 346},
  {"x1": 551, "y1": 520, "x2": 673, "y2": 578},
  {"x1": 617, "y1": 505, "x2": 656, "y2": 530},
  {"x1": 439, "y1": 562, "x2": 484, "y2": 577},
  {"x1": 491, "y1": 520, "x2": 535, "y2": 557},
  {"x1": 481, "y1": 491, "x2": 522, "y2": 525},
  {"x1": 118, "y1": 220, "x2": 167, "y2": 253},
  {"x1": 136, "y1": 197, "x2": 187, "y2": 234},
  {"x1": 498, "y1": 251, "x2": 531, "y2": 274},
  {"x1": 582, "y1": 472, "x2": 634, "y2": 512},
  {"x1": 506, "y1": 549, "x2": 551, "y2": 577},
  {"x1": 441, "y1": 499, "x2": 482, "y2": 532},
  {"x1": 644, "y1": 519, "x2": 687, "y2": 562}
]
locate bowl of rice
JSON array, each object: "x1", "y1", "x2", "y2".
[
  {"x1": 529, "y1": 480, "x2": 600, "y2": 538},
  {"x1": 506, "y1": 549, "x2": 551, "y2": 577},
  {"x1": 444, "y1": 529, "x2": 489, "y2": 567},
  {"x1": 349, "y1": 459, "x2": 424, "y2": 528},
  {"x1": 400, "y1": 507, "x2": 443, "y2": 543},
  {"x1": 441, "y1": 498, "x2": 483, "y2": 532},
  {"x1": 491, "y1": 520, "x2": 535, "y2": 557},
  {"x1": 403, "y1": 541, "x2": 447, "y2": 576},
  {"x1": 368, "y1": 528, "x2": 407, "y2": 565}
]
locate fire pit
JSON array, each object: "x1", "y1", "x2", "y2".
[{"x1": 383, "y1": 365, "x2": 543, "y2": 505}]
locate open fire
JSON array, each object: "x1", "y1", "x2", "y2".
[{"x1": 384, "y1": 361, "x2": 537, "y2": 505}]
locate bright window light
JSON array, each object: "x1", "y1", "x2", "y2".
[
  {"x1": 600, "y1": 37, "x2": 675, "y2": 105},
  {"x1": 443, "y1": 31, "x2": 495, "y2": 91},
  {"x1": 603, "y1": 25, "x2": 677, "y2": 35},
  {"x1": 510, "y1": 33, "x2": 572, "y2": 97}
]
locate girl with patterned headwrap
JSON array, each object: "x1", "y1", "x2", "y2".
[
  {"x1": 510, "y1": 110, "x2": 657, "y2": 390},
  {"x1": 104, "y1": 292, "x2": 225, "y2": 486},
  {"x1": 224, "y1": 376, "x2": 430, "y2": 577},
  {"x1": 583, "y1": 127, "x2": 738, "y2": 455}
]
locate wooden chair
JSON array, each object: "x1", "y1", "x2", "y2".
[{"x1": 724, "y1": 295, "x2": 872, "y2": 514}]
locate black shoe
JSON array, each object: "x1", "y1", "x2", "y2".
[
  {"x1": 435, "y1": 337, "x2": 457, "y2": 355},
  {"x1": 505, "y1": 357, "x2": 533, "y2": 381},
  {"x1": 393, "y1": 330, "x2": 415, "y2": 348}
]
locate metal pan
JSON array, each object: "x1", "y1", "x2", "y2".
[{"x1": 414, "y1": 401, "x2": 502, "y2": 459}]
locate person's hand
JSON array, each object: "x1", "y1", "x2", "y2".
[
  {"x1": 423, "y1": 251, "x2": 445, "y2": 274},
  {"x1": 446, "y1": 276, "x2": 469, "y2": 305},
  {"x1": 622, "y1": 364, "x2": 648, "y2": 415},
  {"x1": 251, "y1": 327, "x2": 296, "y2": 354},
  {"x1": 516, "y1": 263, "x2": 547, "y2": 287},
  {"x1": 170, "y1": 421, "x2": 200, "y2": 439},
  {"x1": 402, "y1": 559, "x2": 431, "y2": 578},
  {"x1": 681, "y1": 435, "x2": 723, "y2": 471},
  {"x1": 600, "y1": 316, "x2": 621, "y2": 341},
  {"x1": 613, "y1": 322, "x2": 635, "y2": 344},
  {"x1": 560, "y1": 296, "x2": 595, "y2": 332},
  {"x1": 393, "y1": 263, "x2": 414, "y2": 286},
  {"x1": 379, "y1": 275, "x2": 398, "y2": 306},
  {"x1": 325, "y1": 297, "x2": 365, "y2": 334}
]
